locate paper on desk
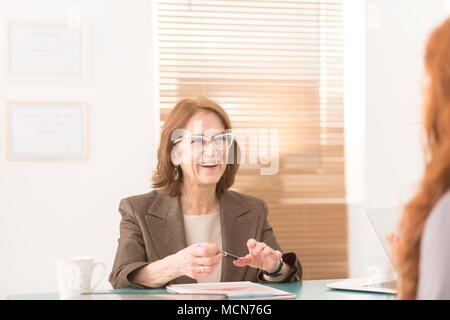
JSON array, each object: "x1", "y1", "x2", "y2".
[{"x1": 166, "y1": 281, "x2": 296, "y2": 299}]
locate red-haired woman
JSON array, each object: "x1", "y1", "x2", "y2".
[{"x1": 388, "y1": 17, "x2": 450, "y2": 300}]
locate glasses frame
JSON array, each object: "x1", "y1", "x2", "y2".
[{"x1": 172, "y1": 132, "x2": 234, "y2": 154}]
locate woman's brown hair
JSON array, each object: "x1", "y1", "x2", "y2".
[
  {"x1": 397, "y1": 17, "x2": 450, "y2": 299},
  {"x1": 152, "y1": 97, "x2": 239, "y2": 197}
]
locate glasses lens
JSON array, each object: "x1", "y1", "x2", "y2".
[
  {"x1": 189, "y1": 136, "x2": 208, "y2": 152},
  {"x1": 213, "y1": 134, "x2": 233, "y2": 151}
]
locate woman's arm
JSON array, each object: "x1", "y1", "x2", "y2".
[
  {"x1": 109, "y1": 199, "x2": 151, "y2": 289},
  {"x1": 232, "y1": 199, "x2": 302, "y2": 283},
  {"x1": 128, "y1": 252, "x2": 181, "y2": 288},
  {"x1": 129, "y1": 244, "x2": 223, "y2": 288},
  {"x1": 263, "y1": 261, "x2": 292, "y2": 282},
  {"x1": 258, "y1": 200, "x2": 302, "y2": 282},
  {"x1": 109, "y1": 199, "x2": 222, "y2": 288}
]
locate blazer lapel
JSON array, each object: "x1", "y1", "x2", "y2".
[
  {"x1": 144, "y1": 191, "x2": 257, "y2": 284},
  {"x1": 144, "y1": 192, "x2": 195, "y2": 284},
  {"x1": 220, "y1": 191, "x2": 257, "y2": 282}
]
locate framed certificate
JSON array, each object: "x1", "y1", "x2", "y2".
[
  {"x1": 5, "y1": 21, "x2": 87, "y2": 81},
  {"x1": 7, "y1": 102, "x2": 89, "y2": 160}
]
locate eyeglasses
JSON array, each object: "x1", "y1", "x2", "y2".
[{"x1": 173, "y1": 132, "x2": 234, "y2": 153}]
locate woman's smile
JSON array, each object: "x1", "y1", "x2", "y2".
[{"x1": 198, "y1": 162, "x2": 221, "y2": 174}]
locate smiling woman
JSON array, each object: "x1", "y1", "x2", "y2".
[
  {"x1": 152, "y1": 97, "x2": 238, "y2": 197},
  {"x1": 108, "y1": 97, "x2": 302, "y2": 289}
]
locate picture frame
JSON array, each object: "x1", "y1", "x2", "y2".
[
  {"x1": 4, "y1": 20, "x2": 88, "y2": 82},
  {"x1": 6, "y1": 102, "x2": 89, "y2": 160}
]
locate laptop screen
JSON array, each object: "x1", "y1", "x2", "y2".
[{"x1": 365, "y1": 207, "x2": 403, "y2": 271}]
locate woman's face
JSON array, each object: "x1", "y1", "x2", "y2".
[{"x1": 174, "y1": 110, "x2": 231, "y2": 189}]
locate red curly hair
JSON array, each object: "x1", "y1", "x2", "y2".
[{"x1": 397, "y1": 17, "x2": 450, "y2": 299}]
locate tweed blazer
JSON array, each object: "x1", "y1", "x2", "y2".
[{"x1": 109, "y1": 189, "x2": 302, "y2": 289}]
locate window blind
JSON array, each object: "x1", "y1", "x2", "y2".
[{"x1": 157, "y1": 0, "x2": 347, "y2": 280}]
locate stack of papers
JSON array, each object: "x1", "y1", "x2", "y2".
[{"x1": 166, "y1": 281, "x2": 296, "y2": 300}]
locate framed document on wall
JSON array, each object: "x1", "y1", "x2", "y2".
[
  {"x1": 7, "y1": 102, "x2": 89, "y2": 160},
  {"x1": 5, "y1": 21, "x2": 87, "y2": 81}
]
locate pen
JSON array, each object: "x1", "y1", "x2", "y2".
[
  {"x1": 219, "y1": 250, "x2": 242, "y2": 262},
  {"x1": 196, "y1": 244, "x2": 242, "y2": 262}
]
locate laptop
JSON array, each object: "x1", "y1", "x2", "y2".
[{"x1": 326, "y1": 207, "x2": 402, "y2": 295}]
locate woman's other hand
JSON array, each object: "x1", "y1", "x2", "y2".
[
  {"x1": 233, "y1": 238, "x2": 282, "y2": 274},
  {"x1": 386, "y1": 233, "x2": 400, "y2": 268}
]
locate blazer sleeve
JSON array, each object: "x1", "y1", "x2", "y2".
[
  {"x1": 256, "y1": 199, "x2": 303, "y2": 283},
  {"x1": 108, "y1": 198, "x2": 151, "y2": 289}
]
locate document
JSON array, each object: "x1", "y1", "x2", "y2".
[
  {"x1": 8, "y1": 102, "x2": 87, "y2": 160},
  {"x1": 166, "y1": 281, "x2": 296, "y2": 300},
  {"x1": 78, "y1": 292, "x2": 227, "y2": 300},
  {"x1": 8, "y1": 22, "x2": 83, "y2": 76}
]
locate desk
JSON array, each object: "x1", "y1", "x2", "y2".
[{"x1": 7, "y1": 280, "x2": 396, "y2": 300}]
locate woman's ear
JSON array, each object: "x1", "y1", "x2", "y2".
[{"x1": 170, "y1": 144, "x2": 182, "y2": 166}]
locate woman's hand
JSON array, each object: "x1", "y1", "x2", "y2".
[
  {"x1": 172, "y1": 242, "x2": 223, "y2": 280},
  {"x1": 386, "y1": 233, "x2": 400, "y2": 268},
  {"x1": 233, "y1": 239, "x2": 283, "y2": 274}
]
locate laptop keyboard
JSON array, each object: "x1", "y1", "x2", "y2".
[{"x1": 363, "y1": 280, "x2": 397, "y2": 290}]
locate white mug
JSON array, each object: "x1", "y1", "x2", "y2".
[{"x1": 54, "y1": 256, "x2": 106, "y2": 299}]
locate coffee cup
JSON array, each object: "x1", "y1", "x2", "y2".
[{"x1": 54, "y1": 256, "x2": 106, "y2": 299}]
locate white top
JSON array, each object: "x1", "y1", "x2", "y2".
[
  {"x1": 183, "y1": 212, "x2": 222, "y2": 283},
  {"x1": 417, "y1": 191, "x2": 450, "y2": 299}
]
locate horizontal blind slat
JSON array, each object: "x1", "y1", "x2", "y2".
[{"x1": 157, "y1": 0, "x2": 347, "y2": 280}]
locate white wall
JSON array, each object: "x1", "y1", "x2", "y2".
[
  {"x1": 345, "y1": 0, "x2": 450, "y2": 279},
  {"x1": 0, "y1": 0, "x2": 156, "y2": 299},
  {"x1": 343, "y1": 0, "x2": 368, "y2": 278},
  {"x1": 2, "y1": 0, "x2": 450, "y2": 300}
]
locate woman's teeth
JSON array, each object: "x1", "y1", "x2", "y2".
[{"x1": 200, "y1": 162, "x2": 219, "y2": 167}]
